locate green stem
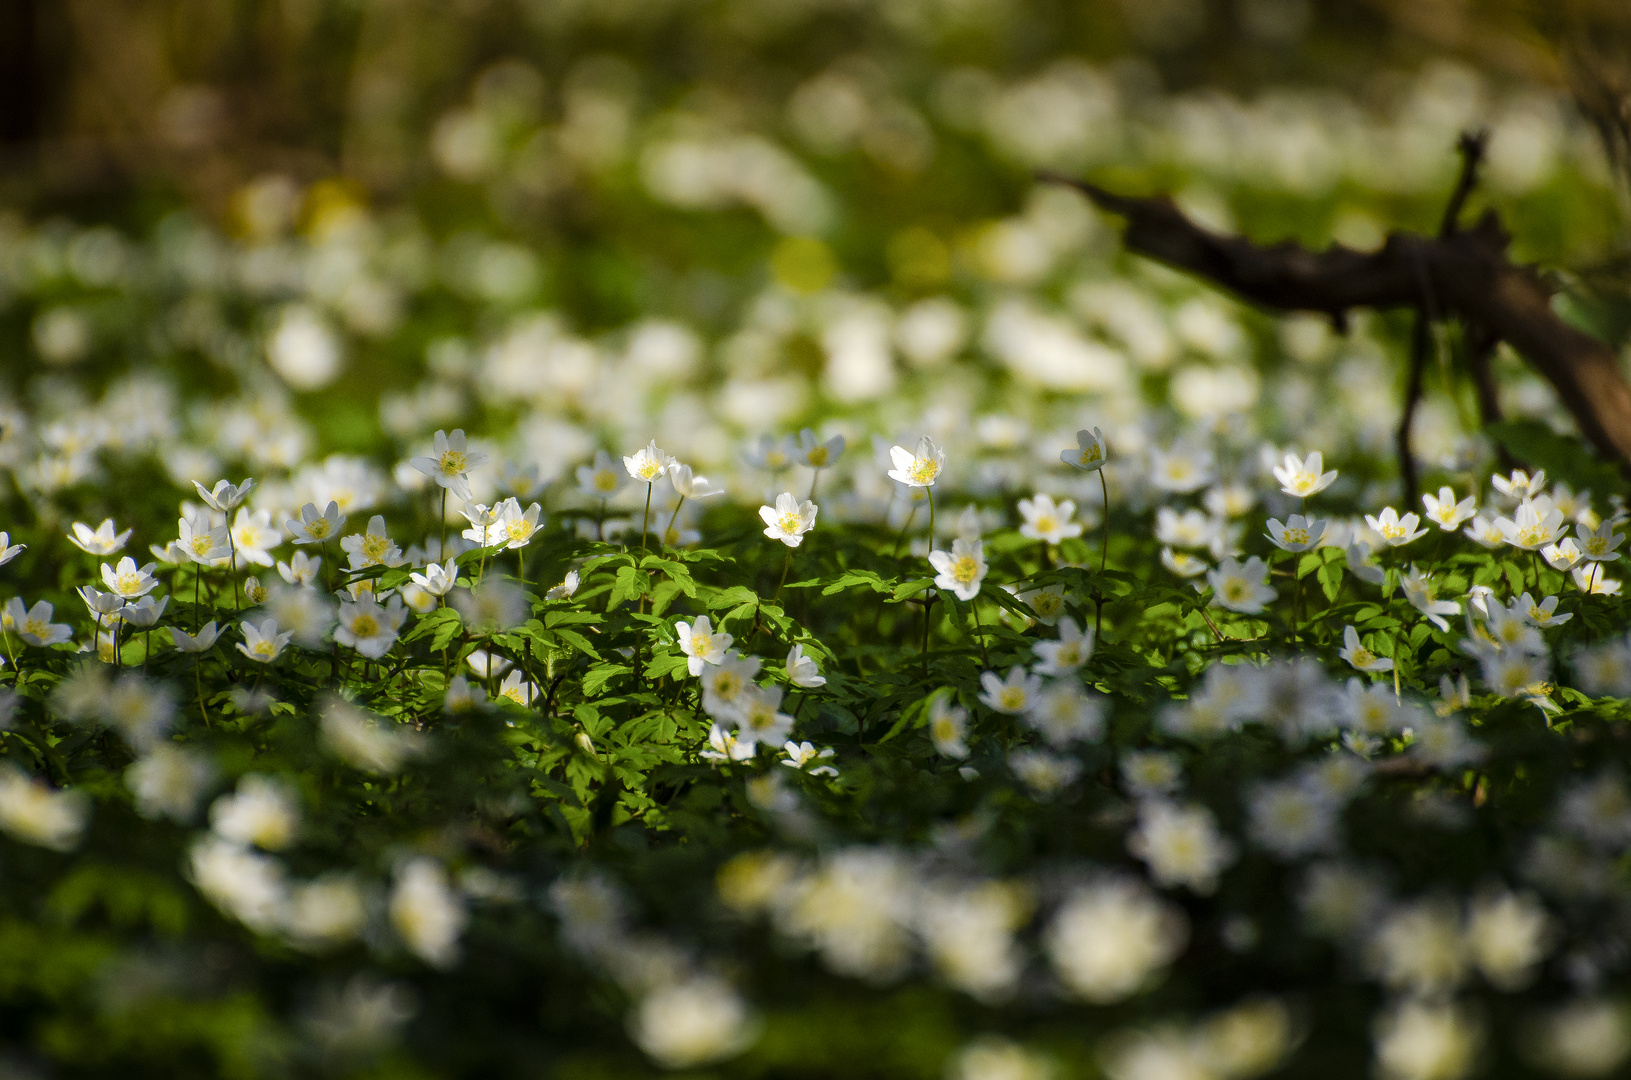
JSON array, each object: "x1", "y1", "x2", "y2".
[
  {"x1": 971, "y1": 600, "x2": 990, "y2": 667},
  {"x1": 195, "y1": 662, "x2": 210, "y2": 728},
  {"x1": 926, "y1": 486, "x2": 936, "y2": 552},
  {"x1": 640, "y1": 482, "x2": 653, "y2": 553},
  {"x1": 774, "y1": 550, "x2": 792, "y2": 603},
  {"x1": 665, "y1": 495, "x2": 687, "y2": 548},
  {"x1": 227, "y1": 527, "x2": 241, "y2": 613},
  {"x1": 809, "y1": 467, "x2": 821, "y2": 503},
  {"x1": 439, "y1": 487, "x2": 448, "y2": 561}
]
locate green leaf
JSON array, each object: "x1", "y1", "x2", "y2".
[
  {"x1": 582, "y1": 663, "x2": 630, "y2": 697},
  {"x1": 1317, "y1": 559, "x2": 1344, "y2": 602},
  {"x1": 890, "y1": 578, "x2": 934, "y2": 602}
]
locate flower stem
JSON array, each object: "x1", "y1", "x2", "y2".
[
  {"x1": 774, "y1": 551, "x2": 792, "y2": 603},
  {"x1": 665, "y1": 495, "x2": 687, "y2": 548},
  {"x1": 971, "y1": 601, "x2": 990, "y2": 667},
  {"x1": 439, "y1": 487, "x2": 448, "y2": 560},
  {"x1": 809, "y1": 467, "x2": 821, "y2": 502},
  {"x1": 926, "y1": 486, "x2": 936, "y2": 552},
  {"x1": 640, "y1": 482, "x2": 653, "y2": 553},
  {"x1": 227, "y1": 527, "x2": 241, "y2": 613}
]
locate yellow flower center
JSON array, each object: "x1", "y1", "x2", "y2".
[
  {"x1": 931, "y1": 717, "x2": 957, "y2": 741},
  {"x1": 1224, "y1": 581, "x2": 1249, "y2": 601},
  {"x1": 1034, "y1": 515, "x2": 1057, "y2": 534},
  {"x1": 190, "y1": 536, "x2": 215, "y2": 556},
  {"x1": 1282, "y1": 528, "x2": 1309, "y2": 545},
  {"x1": 350, "y1": 614, "x2": 379, "y2": 637},
  {"x1": 1517, "y1": 525, "x2": 1548, "y2": 546},
  {"x1": 950, "y1": 556, "x2": 980, "y2": 585},
  {"x1": 1079, "y1": 445, "x2": 1102, "y2": 465},
  {"x1": 806, "y1": 447, "x2": 829, "y2": 467},
  {"x1": 593, "y1": 471, "x2": 619, "y2": 492},
  {"x1": 691, "y1": 632, "x2": 713, "y2": 659},
  {"x1": 1586, "y1": 537, "x2": 1608, "y2": 555},
  {"x1": 714, "y1": 672, "x2": 743, "y2": 699},
  {"x1": 253, "y1": 640, "x2": 277, "y2": 657},
  {"x1": 998, "y1": 687, "x2": 1025, "y2": 710},
  {"x1": 306, "y1": 519, "x2": 331, "y2": 540},
  {"x1": 23, "y1": 617, "x2": 48, "y2": 637},
  {"x1": 507, "y1": 520, "x2": 530, "y2": 540},
  {"x1": 777, "y1": 512, "x2": 802, "y2": 534},
  {"x1": 1352, "y1": 648, "x2": 1375, "y2": 667},
  {"x1": 1032, "y1": 592, "x2": 1062, "y2": 616},
  {"x1": 1380, "y1": 524, "x2": 1406, "y2": 540},
  {"x1": 440, "y1": 450, "x2": 467, "y2": 476},
  {"x1": 116, "y1": 572, "x2": 142, "y2": 594},
  {"x1": 908, "y1": 458, "x2": 939, "y2": 485}
]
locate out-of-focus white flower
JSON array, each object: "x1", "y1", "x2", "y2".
[
  {"x1": 930, "y1": 538, "x2": 987, "y2": 600},
  {"x1": 1544, "y1": 538, "x2": 1585, "y2": 571},
  {"x1": 1208, "y1": 556, "x2": 1275, "y2": 614},
  {"x1": 1574, "y1": 563, "x2": 1623, "y2": 596},
  {"x1": 193, "y1": 477, "x2": 255, "y2": 513},
  {"x1": 127, "y1": 744, "x2": 215, "y2": 822},
  {"x1": 1497, "y1": 497, "x2": 1566, "y2": 551},
  {"x1": 1368, "y1": 899, "x2": 1469, "y2": 995},
  {"x1": 1526, "y1": 999, "x2": 1631, "y2": 1078},
  {"x1": 1149, "y1": 442, "x2": 1215, "y2": 494},
  {"x1": 170, "y1": 621, "x2": 221, "y2": 653},
  {"x1": 1127, "y1": 799, "x2": 1236, "y2": 894},
  {"x1": 1162, "y1": 547, "x2": 1209, "y2": 578},
  {"x1": 1492, "y1": 468, "x2": 1546, "y2": 501},
  {"x1": 930, "y1": 697, "x2": 970, "y2": 758},
  {"x1": 1402, "y1": 566, "x2": 1460, "y2": 632},
  {"x1": 188, "y1": 835, "x2": 287, "y2": 932},
  {"x1": 5, "y1": 598, "x2": 73, "y2": 647},
  {"x1": 210, "y1": 774, "x2": 299, "y2": 850},
  {"x1": 1024, "y1": 682, "x2": 1104, "y2": 747},
  {"x1": 1018, "y1": 493, "x2": 1083, "y2": 544},
  {"x1": 980, "y1": 667, "x2": 1041, "y2": 715},
  {"x1": 321, "y1": 698, "x2": 425, "y2": 774},
  {"x1": 760, "y1": 493, "x2": 818, "y2": 547},
  {"x1": 628, "y1": 976, "x2": 758, "y2": 1070},
  {"x1": 1249, "y1": 778, "x2": 1341, "y2": 860},
  {"x1": 1009, "y1": 749, "x2": 1083, "y2": 798},
  {"x1": 283, "y1": 873, "x2": 368, "y2": 951},
  {"x1": 1345, "y1": 541, "x2": 1386, "y2": 585},
  {"x1": 1577, "y1": 520, "x2": 1625, "y2": 562},
  {"x1": 797, "y1": 429, "x2": 845, "y2": 469},
  {"x1": 277, "y1": 550, "x2": 322, "y2": 586},
  {"x1": 1032, "y1": 615, "x2": 1093, "y2": 675},
  {"x1": 1466, "y1": 890, "x2": 1551, "y2": 991},
  {"x1": 451, "y1": 579, "x2": 528, "y2": 633},
  {"x1": 1372, "y1": 1000, "x2": 1481, "y2": 1080},
  {"x1": 1273, "y1": 451, "x2": 1338, "y2": 498},
  {"x1": 577, "y1": 449, "x2": 628, "y2": 498},
  {"x1": 335, "y1": 595, "x2": 408, "y2": 659},
  {"x1": 1017, "y1": 583, "x2": 1067, "y2": 626},
  {"x1": 1046, "y1": 877, "x2": 1187, "y2": 1003},
  {"x1": 390, "y1": 857, "x2": 467, "y2": 969},
  {"x1": 0, "y1": 764, "x2": 89, "y2": 851}
]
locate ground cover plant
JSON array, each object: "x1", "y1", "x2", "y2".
[{"x1": 7, "y1": 6, "x2": 1631, "y2": 1076}]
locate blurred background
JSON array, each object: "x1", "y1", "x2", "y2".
[{"x1": 1, "y1": 0, "x2": 1630, "y2": 503}]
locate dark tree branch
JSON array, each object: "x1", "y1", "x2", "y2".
[{"x1": 1041, "y1": 158, "x2": 1631, "y2": 471}]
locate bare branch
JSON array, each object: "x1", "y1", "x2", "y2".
[{"x1": 1041, "y1": 171, "x2": 1631, "y2": 469}]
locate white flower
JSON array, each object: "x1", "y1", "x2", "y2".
[
  {"x1": 979, "y1": 667, "x2": 1041, "y2": 714},
  {"x1": 67, "y1": 518, "x2": 131, "y2": 556},
  {"x1": 277, "y1": 550, "x2": 322, "y2": 586},
  {"x1": 1024, "y1": 682, "x2": 1104, "y2": 747},
  {"x1": 1422, "y1": 486, "x2": 1477, "y2": 530},
  {"x1": 797, "y1": 429, "x2": 846, "y2": 469},
  {"x1": 701, "y1": 653, "x2": 761, "y2": 722},
  {"x1": 283, "y1": 873, "x2": 368, "y2": 951},
  {"x1": 1373, "y1": 1001, "x2": 1481, "y2": 1080},
  {"x1": 193, "y1": 477, "x2": 255, "y2": 513},
  {"x1": 0, "y1": 764, "x2": 89, "y2": 851},
  {"x1": 79, "y1": 584, "x2": 125, "y2": 620},
  {"x1": 929, "y1": 538, "x2": 987, "y2": 601},
  {"x1": 700, "y1": 723, "x2": 755, "y2": 763},
  {"x1": 238, "y1": 617, "x2": 294, "y2": 663},
  {"x1": 1265, "y1": 514, "x2": 1326, "y2": 552},
  {"x1": 576, "y1": 450, "x2": 628, "y2": 498},
  {"x1": 459, "y1": 502, "x2": 500, "y2": 547},
  {"x1": 1017, "y1": 493, "x2": 1083, "y2": 544},
  {"x1": 1528, "y1": 1000, "x2": 1631, "y2": 1077},
  {"x1": 759, "y1": 493, "x2": 818, "y2": 547},
  {"x1": 929, "y1": 697, "x2": 970, "y2": 758},
  {"x1": 335, "y1": 595, "x2": 409, "y2": 659},
  {"x1": 1127, "y1": 799, "x2": 1236, "y2": 894},
  {"x1": 1346, "y1": 541, "x2": 1386, "y2": 585},
  {"x1": 1574, "y1": 564, "x2": 1622, "y2": 596},
  {"x1": 4, "y1": 598, "x2": 73, "y2": 647},
  {"x1": 623, "y1": 439, "x2": 675, "y2": 483},
  {"x1": 121, "y1": 594, "x2": 167, "y2": 627},
  {"x1": 1149, "y1": 443, "x2": 1215, "y2": 494},
  {"x1": 1365, "y1": 507, "x2": 1428, "y2": 547},
  {"x1": 1402, "y1": 565, "x2": 1460, "y2": 632},
  {"x1": 1156, "y1": 507, "x2": 1219, "y2": 550},
  {"x1": 1017, "y1": 583, "x2": 1067, "y2": 625},
  {"x1": 675, "y1": 615, "x2": 732, "y2": 677},
  {"x1": 1543, "y1": 538, "x2": 1584, "y2": 570},
  {"x1": 497, "y1": 670, "x2": 534, "y2": 707},
  {"x1": 410, "y1": 429, "x2": 487, "y2": 499},
  {"x1": 229, "y1": 508, "x2": 280, "y2": 567},
  {"x1": 1121, "y1": 751, "x2": 1183, "y2": 798},
  {"x1": 1248, "y1": 779, "x2": 1341, "y2": 860},
  {"x1": 1046, "y1": 878, "x2": 1187, "y2": 1003},
  {"x1": 1161, "y1": 547, "x2": 1209, "y2": 578},
  {"x1": 1577, "y1": 520, "x2": 1625, "y2": 562},
  {"x1": 188, "y1": 836, "x2": 287, "y2": 932},
  {"x1": 341, "y1": 515, "x2": 404, "y2": 571},
  {"x1": 101, "y1": 556, "x2": 159, "y2": 599},
  {"x1": 1208, "y1": 556, "x2": 1275, "y2": 614},
  {"x1": 1492, "y1": 468, "x2": 1546, "y2": 501},
  {"x1": 628, "y1": 976, "x2": 758, "y2": 1070},
  {"x1": 1009, "y1": 749, "x2": 1083, "y2": 798},
  {"x1": 285, "y1": 501, "x2": 344, "y2": 545},
  {"x1": 742, "y1": 434, "x2": 795, "y2": 472},
  {"x1": 736, "y1": 684, "x2": 794, "y2": 747},
  {"x1": 1062, "y1": 427, "x2": 1108, "y2": 472},
  {"x1": 1517, "y1": 592, "x2": 1572, "y2": 628},
  {"x1": 1339, "y1": 625, "x2": 1393, "y2": 673},
  {"x1": 126, "y1": 745, "x2": 215, "y2": 822},
  {"x1": 179, "y1": 513, "x2": 230, "y2": 564},
  {"x1": 450, "y1": 580, "x2": 527, "y2": 633},
  {"x1": 782, "y1": 741, "x2": 838, "y2": 777},
  {"x1": 492, "y1": 498, "x2": 543, "y2": 549},
  {"x1": 1032, "y1": 615, "x2": 1095, "y2": 675},
  {"x1": 1481, "y1": 650, "x2": 1551, "y2": 699},
  {"x1": 410, "y1": 561, "x2": 457, "y2": 597},
  {"x1": 1463, "y1": 514, "x2": 1506, "y2": 549},
  {"x1": 1272, "y1": 451, "x2": 1338, "y2": 498},
  {"x1": 1497, "y1": 497, "x2": 1566, "y2": 550},
  {"x1": 887, "y1": 436, "x2": 946, "y2": 488},
  {"x1": 210, "y1": 774, "x2": 299, "y2": 850},
  {"x1": 0, "y1": 533, "x2": 25, "y2": 567},
  {"x1": 444, "y1": 675, "x2": 487, "y2": 713},
  {"x1": 170, "y1": 621, "x2": 221, "y2": 653},
  {"x1": 786, "y1": 644, "x2": 826, "y2": 688},
  {"x1": 321, "y1": 698, "x2": 424, "y2": 774},
  {"x1": 667, "y1": 463, "x2": 725, "y2": 500},
  {"x1": 546, "y1": 570, "x2": 580, "y2": 601},
  {"x1": 390, "y1": 857, "x2": 467, "y2": 969}
]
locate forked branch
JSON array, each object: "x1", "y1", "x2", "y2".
[{"x1": 1042, "y1": 151, "x2": 1631, "y2": 474}]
